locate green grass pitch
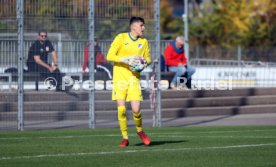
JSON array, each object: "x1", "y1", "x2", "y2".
[{"x1": 0, "y1": 126, "x2": 276, "y2": 167}]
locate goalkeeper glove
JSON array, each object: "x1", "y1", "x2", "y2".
[
  {"x1": 130, "y1": 57, "x2": 147, "y2": 72},
  {"x1": 119, "y1": 56, "x2": 140, "y2": 67}
]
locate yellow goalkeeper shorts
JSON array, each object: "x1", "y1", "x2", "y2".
[{"x1": 112, "y1": 78, "x2": 143, "y2": 102}]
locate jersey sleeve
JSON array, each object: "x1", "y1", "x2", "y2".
[
  {"x1": 106, "y1": 34, "x2": 123, "y2": 63},
  {"x1": 143, "y1": 40, "x2": 151, "y2": 65}
]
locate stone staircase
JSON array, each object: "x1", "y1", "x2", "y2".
[{"x1": 1, "y1": 88, "x2": 276, "y2": 129}]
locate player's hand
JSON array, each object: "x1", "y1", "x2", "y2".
[
  {"x1": 130, "y1": 57, "x2": 147, "y2": 72},
  {"x1": 119, "y1": 56, "x2": 140, "y2": 67}
]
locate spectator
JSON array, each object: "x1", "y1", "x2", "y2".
[
  {"x1": 27, "y1": 30, "x2": 64, "y2": 91},
  {"x1": 82, "y1": 39, "x2": 113, "y2": 79},
  {"x1": 164, "y1": 36, "x2": 196, "y2": 89}
]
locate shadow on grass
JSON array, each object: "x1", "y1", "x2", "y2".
[{"x1": 135, "y1": 140, "x2": 187, "y2": 146}]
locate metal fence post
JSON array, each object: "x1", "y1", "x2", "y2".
[
  {"x1": 153, "y1": 0, "x2": 162, "y2": 127},
  {"x1": 183, "y1": 0, "x2": 189, "y2": 65},
  {"x1": 57, "y1": 34, "x2": 63, "y2": 69},
  {"x1": 16, "y1": 0, "x2": 24, "y2": 131},
  {"x1": 237, "y1": 45, "x2": 242, "y2": 66},
  {"x1": 88, "y1": 0, "x2": 95, "y2": 129}
]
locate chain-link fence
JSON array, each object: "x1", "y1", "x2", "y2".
[
  {"x1": 1, "y1": 0, "x2": 276, "y2": 131},
  {"x1": 0, "y1": 0, "x2": 161, "y2": 131}
]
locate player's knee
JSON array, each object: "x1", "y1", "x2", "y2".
[{"x1": 132, "y1": 107, "x2": 140, "y2": 113}]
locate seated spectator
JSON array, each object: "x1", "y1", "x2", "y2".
[
  {"x1": 164, "y1": 36, "x2": 195, "y2": 89},
  {"x1": 82, "y1": 39, "x2": 113, "y2": 79},
  {"x1": 27, "y1": 30, "x2": 64, "y2": 91}
]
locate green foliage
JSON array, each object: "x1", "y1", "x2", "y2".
[
  {"x1": 1, "y1": 0, "x2": 275, "y2": 46},
  {"x1": 162, "y1": 0, "x2": 276, "y2": 47}
]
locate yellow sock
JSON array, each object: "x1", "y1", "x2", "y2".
[
  {"x1": 133, "y1": 111, "x2": 142, "y2": 132},
  {"x1": 118, "y1": 106, "x2": 128, "y2": 139}
]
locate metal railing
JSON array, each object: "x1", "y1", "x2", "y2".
[{"x1": 0, "y1": 39, "x2": 171, "y2": 73}]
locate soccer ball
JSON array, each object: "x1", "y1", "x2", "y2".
[{"x1": 130, "y1": 57, "x2": 147, "y2": 72}]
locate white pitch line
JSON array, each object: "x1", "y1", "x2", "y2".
[
  {"x1": 0, "y1": 143, "x2": 275, "y2": 161},
  {"x1": 0, "y1": 128, "x2": 276, "y2": 140},
  {"x1": 0, "y1": 134, "x2": 122, "y2": 140},
  {"x1": 150, "y1": 129, "x2": 276, "y2": 135},
  {"x1": 154, "y1": 135, "x2": 276, "y2": 139}
]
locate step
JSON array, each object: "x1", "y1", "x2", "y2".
[
  {"x1": 161, "y1": 97, "x2": 243, "y2": 108},
  {"x1": 164, "y1": 104, "x2": 276, "y2": 117},
  {"x1": 2, "y1": 104, "x2": 276, "y2": 122},
  {"x1": 0, "y1": 91, "x2": 112, "y2": 102},
  {"x1": 161, "y1": 88, "x2": 276, "y2": 99},
  {"x1": 186, "y1": 95, "x2": 276, "y2": 108},
  {"x1": 2, "y1": 88, "x2": 276, "y2": 102},
  {"x1": 0, "y1": 110, "x2": 154, "y2": 121},
  {"x1": 238, "y1": 104, "x2": 276, "y2": 114},
  {"x1": 245, "y1": 95, "x2": 276, "y2": 105},
  {"x1": 2, "y1": 94, "x2": 276, "y2": 112},
  {"x1": 0, "y1": 100, "x2": 152, "y2": 112}
]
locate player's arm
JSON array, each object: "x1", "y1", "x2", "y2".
[
  {"x1": 143, "y1": 40, "x2": 151, "y2": 66},
  {"x1": 107, "y1": 34, "x2": 139, "y2": 67},
  {"x1": 106, "y1": 34, "x2": 123, "y2": 63}
]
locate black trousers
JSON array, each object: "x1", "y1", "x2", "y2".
[{"x1": 28, "y1": 64, "x2": 63, "y2": 90}]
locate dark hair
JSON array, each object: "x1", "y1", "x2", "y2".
[
  {"x1": 129, "y1": 16, "x2": 145, "y2": 26},
  {"x1": 38, "y1": 30, "x2": 47, "y2": 36}
]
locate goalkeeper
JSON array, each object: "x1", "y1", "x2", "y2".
[{"x1": 107, "y1": 16, "x2": 152, "y2": 147}]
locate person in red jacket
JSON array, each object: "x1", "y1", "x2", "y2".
[
  {"x1": 164, "y1": 36, "x2": 195, "y2": 89},
  {"x1": 82, "y1": 39, "x2": 113, "y2": 79}
]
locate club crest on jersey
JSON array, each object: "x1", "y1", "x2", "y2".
[
  {"x1": 46, "y1": 46, "x2": 49, "y2": 51},
  {"x1": 138, "y1": 44, "x2": 142, "y2": 48}
]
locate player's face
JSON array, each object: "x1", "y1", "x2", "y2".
[{"x1": 132, "y1": 21, "x2": 145, "y2": 37}]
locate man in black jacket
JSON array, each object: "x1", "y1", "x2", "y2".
[{"x1": 27, "y1": 30, "x2": 63, "y2": 91}]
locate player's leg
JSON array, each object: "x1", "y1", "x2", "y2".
[
  {"x1": 117, "y1": 99, "x2": 129, "y2": 147},
  {"x1": 131, "y1": 100, "x2": 142, "y2": 132},
  {"x1": 113, "y1": 86, "x2": 129, "y2": 147},
  {"x1": 127, "y1": 79, "x2": 143, "y2": 133},
  {"x1": 128, "y1": 81, "x2": 151, "y2": 146},
  {"x1": 130, "y1": 100, "x2": 151, "y2": 146},
  {"x1": 117, "y1": 100, "x2": 128, "y2": 139}
]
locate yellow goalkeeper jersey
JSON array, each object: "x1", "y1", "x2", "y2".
[{"x1": 107, "y1": 32, "x2": 151, "y2": 82}]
